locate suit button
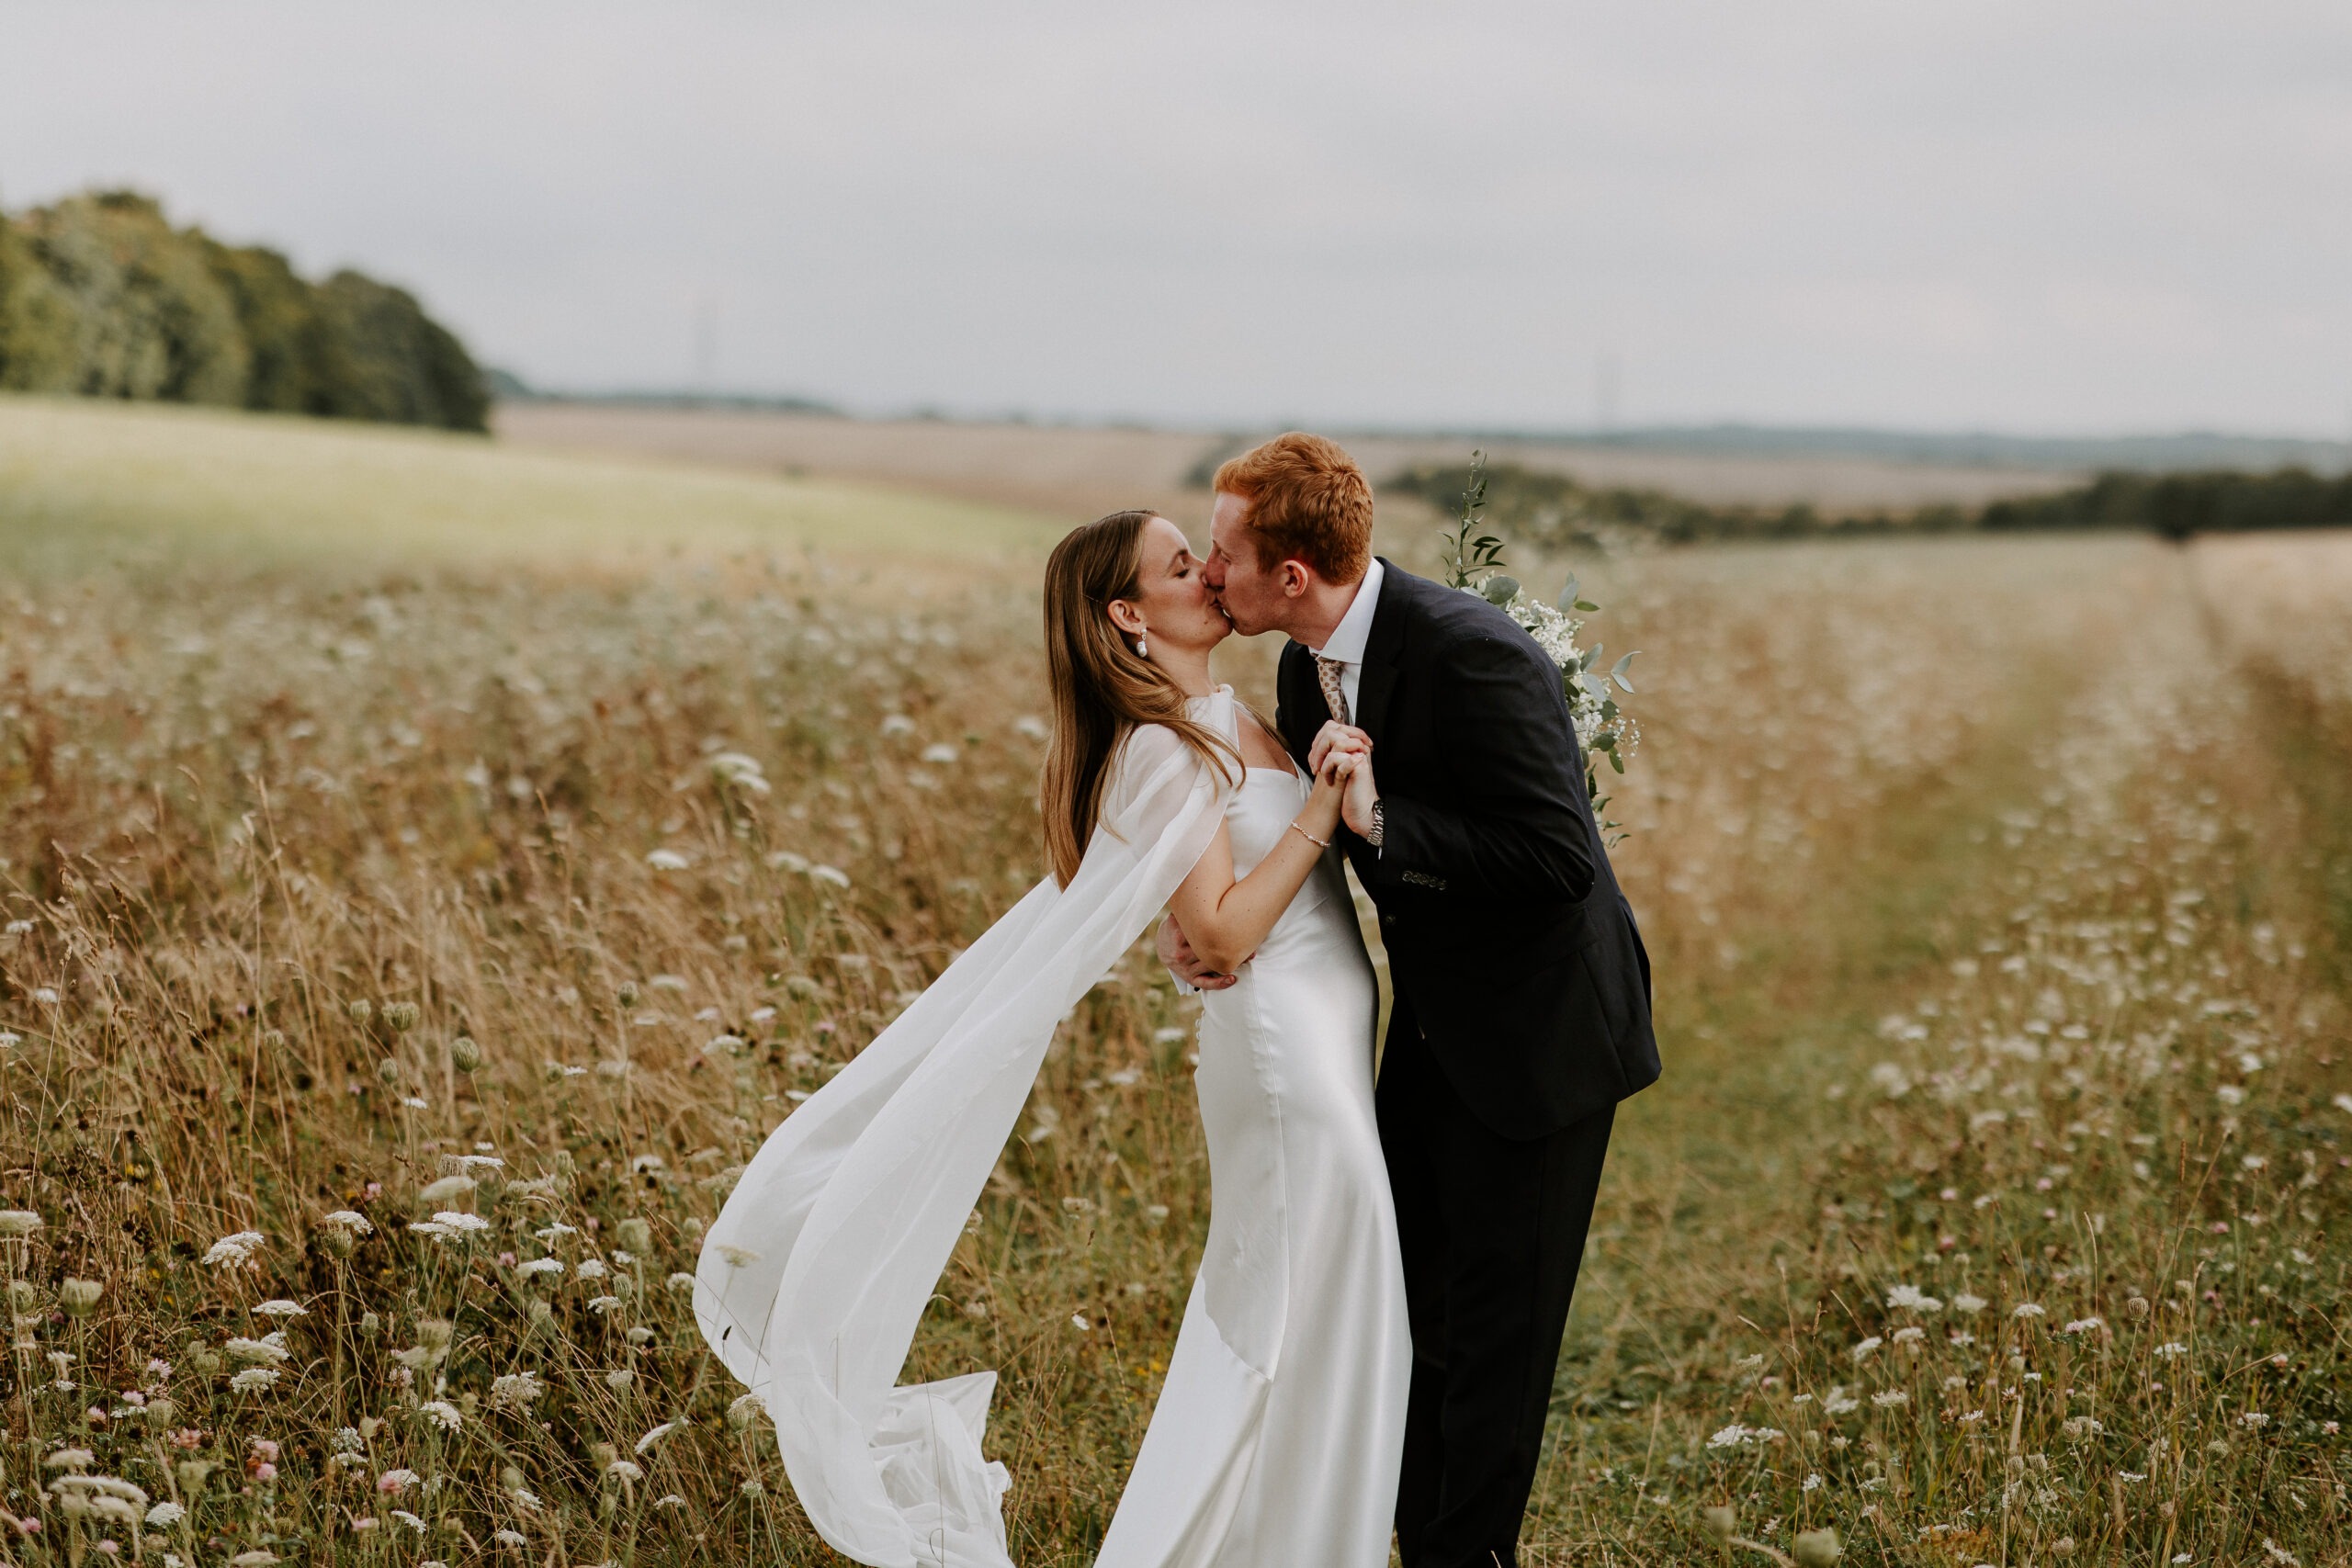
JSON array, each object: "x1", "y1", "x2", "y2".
[{"x1": 1380, "y1": 914, "x2": 1396, "y2": 928}]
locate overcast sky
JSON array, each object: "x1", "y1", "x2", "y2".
[{"x1": 6, "y1": 2, "x2": 2349, "y2": 435}]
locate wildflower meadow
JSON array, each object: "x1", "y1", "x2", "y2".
[{"x1": 1, "y1": 401, "x2": 2347, "y2": 1565}]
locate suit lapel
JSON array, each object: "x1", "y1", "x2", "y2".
[{"x1": 1351, "y1": 558, "x2": 1405, "y2": 741}]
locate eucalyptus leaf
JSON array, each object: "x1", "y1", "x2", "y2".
[
  {"x1": 1481, "y1": 575, "x2": 1520, "y2": 606},
  {"x1": 1611, "y1": 650, "x2": 1640, "y2": 694},
  {"x1": 1556, "y1": 573, "x2": 1580, "y2": 611}
]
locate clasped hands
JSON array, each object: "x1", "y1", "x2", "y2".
[
  {"x1": 1159, "y1": 722, "x2": 1380, "y2": 991},
  {"x1": 1308, "y1": 720, "x2": 1380, "y2": 839}
]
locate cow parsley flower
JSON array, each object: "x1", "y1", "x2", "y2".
[{"x1": 203, "y1": 1231, "x2": 266, "y2": 1268}]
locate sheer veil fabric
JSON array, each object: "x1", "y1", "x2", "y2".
[{"x1": 695, "y1": 691, "x2": 1241, "y2": 1568}]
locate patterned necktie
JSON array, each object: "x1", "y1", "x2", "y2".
[{"x1": 1315, "y1": 655, "x2": 1350, "y2": 725}]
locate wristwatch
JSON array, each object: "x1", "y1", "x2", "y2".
[{"x1": 1366, "y1": 798, "x2": 1385, "y2": 848}]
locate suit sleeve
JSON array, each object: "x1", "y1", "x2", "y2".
[{"x1": 1363, "y1": 632, "x2": 1596, "y2": 903}]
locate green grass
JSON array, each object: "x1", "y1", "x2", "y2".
[{"x1": 0, "y1": 394, "x2": 1062, "y2": 575}]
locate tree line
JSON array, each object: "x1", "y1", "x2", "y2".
[
  {"x1": 1385, "y1": 460, "x2": 2352, "y2": 550},
  {"x1": 0, "y1": 189, "x2": 487, "y2": 432}
]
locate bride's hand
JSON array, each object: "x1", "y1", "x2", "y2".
[
  {"x1": 1308, "y1": 721, "x2": 1371, "y2": 775},
  {"x1": 1299, "y1": 749, "x2": 1354, "y2": 836}
]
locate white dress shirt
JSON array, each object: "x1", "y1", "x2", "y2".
[{"x1": 1306, "y1": 557, "x2": 1385, "y2": 722}]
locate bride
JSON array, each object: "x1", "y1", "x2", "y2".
[{"x1": 695, "y1": 509, "x2": 1410, "y2": 1567}]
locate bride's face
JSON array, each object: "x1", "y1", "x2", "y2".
[{"x1": 1113, "y1": 515, "x2": 1230, "y2": 657}]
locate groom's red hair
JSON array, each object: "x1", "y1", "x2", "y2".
[{"x1": 1214, "y1": 433, "x2": 1373, "y2": 585}]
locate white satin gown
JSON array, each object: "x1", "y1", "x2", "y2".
[
  {"x1": 692, "y1": 691, "x2": 1408, "y2": 1568},
  {"x1": 1094, "y1": 759, "x2": 1411, "y2": 1567}
]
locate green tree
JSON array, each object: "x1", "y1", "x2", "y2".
[{"x1": 0, "y1": 187, "x2": 489, "y2": 432}]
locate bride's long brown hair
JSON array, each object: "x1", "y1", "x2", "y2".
[{"x1": 1041, "y1": 510, "x2": 1238, "y2": 886}]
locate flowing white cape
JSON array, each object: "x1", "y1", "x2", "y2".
[{"x1": 695, "y1": 697, "x2": 1235, "y2": 1568}]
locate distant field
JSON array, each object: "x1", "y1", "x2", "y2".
[
  {"x1": 0, "y1": 394, "x2": 1062, "y2": 577},
  {"x1": 494, "y1": 402, "x2": 2086, "y2": 523}
]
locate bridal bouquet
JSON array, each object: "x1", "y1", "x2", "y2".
[{"x1": 1439, "y1": 451, "x2": 1641, "y2": 841}]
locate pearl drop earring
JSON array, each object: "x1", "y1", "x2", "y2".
[{"x1": 1136, "y1": 634, "x2": 1148, "y2": 659}]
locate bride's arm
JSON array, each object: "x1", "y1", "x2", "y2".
[{"x1": 1168, "y1": 754, "x2": 1352, "y2": 975}]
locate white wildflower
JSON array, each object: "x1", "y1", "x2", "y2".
[
  {"x1": 1871, "y1": 1390, "x2": 1908, "y2": 1408},
  {"x1": 1885, "y1": 1284, "x2": 1943, "y2": 1314},
  {"x1": 252, "y1": 1299, "x2": 307, "y2": 1318},
  {"x1": 1892, "y1": 1326, "x2": 1925, "y2": 1345},
  {"x1": 145, "y1": 1500, "x2": 187, "y2": 1527},
  {"x1": 1851, "y1": 1337, "x2": 1883, "y2": 1362},
  {"x1": 1706, "y1": 1424, "x2": 1782, "y2": 1449},
  {"x1": 0, "y1": 1210, "x2": 45, "y2": 1236},
  {"x1": 225, "y1": 1336, "x2": 290, "y2": 1365},
  {"x1": 635, "y1": 1420, "x2": 680, "y2": 1454},
  {"x1": 230, "y1": 1367, "x2": 280, "y2": 1392},
  {"x1": 2061, "y1": 1317, "x2": 2105, "y2": 1336},
  {"x1": 491, "y1": 1371, "x2": 546, "y2": 1410},
  {"x1": 587, "y1": 1295, "x2": 622, "y2": 1314},
  {"x1": 2240, "y1": 1411, "x2": 2271, "y2": 1429},
  {"x1": 2013, "y1": 1303, "x2": 2046, "y2": 1319},
  {"x1": 575, "y1": 1258, "x2": 608, "y2": 1279},
  {"x1": 606, "y1": 1459, "x2": 645, "y2": 1483},
  {"x1": 420, "y1": 1400, "x2": 462, "y2": 1431},
  {"x1": 646, "y1": 848, "x2": 691, "y2": 871},
  {"x1": 391, "y1": 1508, "x2": 426, "y2": 1531},
  {"x1": 202, "y1": 1231, "x2": 266, "y2": 1267},
  {"x1": 517, "y1": 1258, "x2": 563, "y2": 1277}
]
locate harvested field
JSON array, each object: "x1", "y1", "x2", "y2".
[{"x1": 492, "y1": 403, "x2": 2085, "y2": 525}]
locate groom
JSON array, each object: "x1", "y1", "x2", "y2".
[{"x1": 1162, "y1": 433, "x2": 1659, "y2": 1567}]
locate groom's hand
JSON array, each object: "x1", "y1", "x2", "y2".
[
  {"x1": 1157, "y1": 912, "x2": 1238, "y2": 992},
  {"x1": 1307, "y1": 721, "x2": 1372, "y2": 775}
]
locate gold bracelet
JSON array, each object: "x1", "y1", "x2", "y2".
[{"x1": 1289, "y1": 821, "x2": 1331, "y2": 850}]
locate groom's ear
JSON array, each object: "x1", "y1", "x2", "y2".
[{"x1": 1277, "y1": 559, "x2": 1314, "y2": 600}]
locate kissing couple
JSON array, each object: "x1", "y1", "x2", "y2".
[{"x1": 695, "y1": 434, "x2": 1660, "y2": 1568}]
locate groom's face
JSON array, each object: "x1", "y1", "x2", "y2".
[{"x1": 1205, "y1": 491, "x2": 1296, "y2": 638}]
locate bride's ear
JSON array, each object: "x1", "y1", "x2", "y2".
[{"x1": 1105, "y1": 599, "x2": 1146, "y2": 639}]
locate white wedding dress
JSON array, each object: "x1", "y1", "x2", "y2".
[{"x1": 694, "y1": 689, "x2": 1409, "y2": 1568}]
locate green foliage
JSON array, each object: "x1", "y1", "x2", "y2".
[
  {"x1": 0, "y1": 188, "x2": 487, "y2": 432},
  {"x1": 1397, "y1": 458, "x2": 2352, "y2": 551},
  {"x1": 308, "y1": 270, "x2": 490, "y2": 431},
  {"x1": 1983, "y1": 467, "x2": 2352, "y2": 540},
  {"x1": 1393, "y1": 459, "x2": 1974, "y2": 549}
]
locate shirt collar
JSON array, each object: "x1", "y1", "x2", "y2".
[{"x1": 1310, "y1": 557, "x2": 1385, "y2": 665}]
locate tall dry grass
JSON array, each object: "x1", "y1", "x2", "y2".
[{"x1": 1, "y1": 528, "x2": 2346, "y2": 1567}]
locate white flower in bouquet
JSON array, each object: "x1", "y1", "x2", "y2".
[{"x1": 1438, "y1": 452, "x2": 1643, "y2": 840}]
